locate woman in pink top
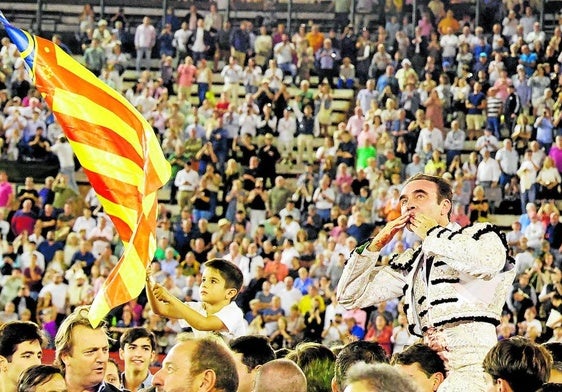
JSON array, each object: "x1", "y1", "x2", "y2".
[
  {"x1": 176, "y1": 56, "x2": 197, "y2": 97},
  {"x1": 0, "y1": 171, "x2": 13, "y2": 209},
  {"x1": 424, "y1": 88, "x2": 444, "y2": 131},
  {"x1": 357, "y1": 122, "x2": 378, "y2": 148},
  {"x1": 334, "y1": 163, "x2": 354, "y2": 191},
  {"x1": 417, "y1": 12, "x2": 433, "y2": 37}
]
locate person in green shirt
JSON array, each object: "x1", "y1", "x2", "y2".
[{"x1": 52, "y1": 174, "x2": 77, "y2": 210}]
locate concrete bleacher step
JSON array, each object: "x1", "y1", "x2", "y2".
[
  {"x1": 463, "y1": 140, "x2": 477, "y2": 151},
  {"x1": 117, "y1": 59, "x2": 355, "y2": 131},
  {"x1": 2, "y1": 0, "x2": 344, "y2": 43},
  {"x1": 488, "y1": 214, "x2": 518, "y2": 230}
]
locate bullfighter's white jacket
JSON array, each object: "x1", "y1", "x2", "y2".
[{"x1": 337, "y1": 222, "x2": 516, "y2": 337}]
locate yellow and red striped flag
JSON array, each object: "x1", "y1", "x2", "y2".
[{"x1": 0, "y1": 13, "x2": 171, "y2": 327}]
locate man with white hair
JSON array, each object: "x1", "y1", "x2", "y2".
[
  {"x1": 396, "y1": 59, "x2": 418, "y2": 90},
  {"x1": 525, "y1": 21, "x2": 545, "y2": 51},
  {"x1": 356, "y1": 79, "x2": 378, "y2": 113}
]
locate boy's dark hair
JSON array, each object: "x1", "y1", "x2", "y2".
[
  {"x1": 205, "y1": 258, "x2": 243, "y2": 293},
  {"x1": 543, "y1": 342, "x2": 562, "y2": 372},
  {"x1": 543, "y1": 342, "x2": 562, "y2": 363},
  {"x1": 334, "y1": 340, "x2": 388, "y2": 391},
  {"x1": 0, "y1": 321, "x2": 44, "y2": 359},
  {"x1": 391, "y1": 343, "x2": 446, "y2": 377},
  {"x1": 119, "y1": 327, "x2": 156, "y2": 351},
  {"x1": 17, "y1": 365, "x2": 63, "y2": 392},
  {"x1": 536, "y1": 384, "x2": 562, "y2": 392},
  {"x1": 483, "y1": 337, "x2": 552, "y2": 392},
  {"x1": 229, "y1": 335, "x2": 275, "y2": 371}
]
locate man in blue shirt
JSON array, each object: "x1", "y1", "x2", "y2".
[
  {"x1": 533, "y1": 108, "x2": 554, "y2": 152},
  {"x1": 465, "y1": 82, "x2": 487, "y2": 140},
  {"x1": 519, "y1": 44, "x2": 537, "y2": 76},
  {"x1": 231, "y1": 21, "x2": 251, "y2": 66}
]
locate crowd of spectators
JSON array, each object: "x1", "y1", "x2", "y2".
[{"x1": 1, "y1": 0, "x2": 562, "y2": 373}]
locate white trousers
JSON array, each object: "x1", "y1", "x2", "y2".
[{"x1": 424, "y1": 321, "x2": 497, "y2": 392}]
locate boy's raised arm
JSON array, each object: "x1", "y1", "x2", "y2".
[
  {"x1": 146, "y1": 278, "x2": 177, "y2": 318},
  {"x1": 146, "y1": 279, "x2": 227, "y2": 332},
  {"x1": 174, "y1": 300, "x2": 227, "y2": 332}
]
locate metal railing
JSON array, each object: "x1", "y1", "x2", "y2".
[{"x1": 10, "y1": 0, "x2": 554, "y2": 35}]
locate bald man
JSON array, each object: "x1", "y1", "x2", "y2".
[{"x1": 253, "y1": 359, "x2": 307, "y2": 392}]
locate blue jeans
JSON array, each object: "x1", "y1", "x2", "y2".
[
  {"x1": 446, "y1": 150, "x2": 462, "y2": 166},
  {"x1": 337, "y1": 78, "x2": 354, "y2": 89},
  {"x1": 60, "y1": 166, "x2": 78, "y2": 193},
  {"x1": 279, "y1": 62, "x2": 296, "y2": 77},
  {"x1": 521, "y1": 186, "x2": 536, "y2": 212},
  {"x1": 486, "y1": 116, "x2": 501, "y2": 139},
  {"x1": 192, "y1": 51, "x2": 206, "y2": 65},
  {"x1": 317, "y1": 208, "x2": 331, "y2": 222},
  {"x1": 245, "y1": 85, "x2": 258, "y2": 95},
  {"x1": 192, "y1": 209, "x2": 213, "y2": 224},
  {"x1": 136, "y1": 47, "x2": 152, "y2": 74},
  {"x1": 499, "y1": 172, "x2": 514, "y2": 188},
  {"x1": 198, "y1": 83, "x2": 209, "y2": 105}
]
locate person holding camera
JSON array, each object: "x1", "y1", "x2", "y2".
[
  {"x1": 190, "y1": 176, "x2": 212, "y2": 224},
  {"x1": 48, "y1": 134, "x2": 78, "y2": 193},
  {"x1": 273, "y1": 34, "x2": 297, "y2": 84},
  {"x1": 303, "y1": 295, "x2": 324, "y2": 343},
  {"x1": 246, "y1": 177, "x2": 268, "y2": 236},
  {"x1": 475, "y1": 128, "x2": 500, "y2": 157},
  {"x1": 257, "y1": 133, "x2": 281, "y2": 189},
  {"x1": 314, "y1": 38, "x2": 341, "y2": 89},
  {"x1": 534, "y1": 107, "x2": 555, "y2": 153},
  {"x1": 322, "y1": 312, "x2": 348, "y2": 346},
  {"x1": 24, "y1": 126, "x2": 51, "y2": 162},
  {"x1": 194, "y1": 141, "x2": 218, "y2": 176}
]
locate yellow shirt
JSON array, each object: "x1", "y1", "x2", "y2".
[
  {"x1": 307, "y1": 32, "x2": 325, "y2": 53},
  {"x1": 438, "y1": 16, "x2": 461, "y2": 34},
  {"x1": 298, "y1": 294, "x2": 326, "y2": 315}
]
